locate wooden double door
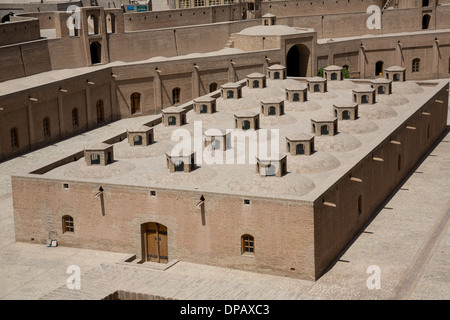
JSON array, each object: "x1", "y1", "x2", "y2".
[{"x1": 144, "y1": 222, "x2": 168, "y2": 263}]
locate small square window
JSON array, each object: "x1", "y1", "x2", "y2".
[
  {"x1": 63, "y1": 183, "x2": 69, "y2": 189},
  {"x1": 150, "y1": 190, "x2": 156, "y2": 196},
  {"x1": 244, "y1": 199, "x2": 250, "y2": 205}
]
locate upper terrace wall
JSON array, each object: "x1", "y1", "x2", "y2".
[
  {"x1": 124, "y1": 5, "x2": 245, "y2": 32},
  {"x1": 14, "y1": 11, "x2": 58, "y2": 30},
  {"x1": 0, "y1": 16, "x2": 52, "y2": 82},
  {"x1": 260, "y1": 0, "x2": 386, "y2": 16},
  {"x1": 0, "y1": 2, "x2": 83, "y2": 18},
  {"x1": 277, "y1": 6, "x2": 449, "y2": 39}
]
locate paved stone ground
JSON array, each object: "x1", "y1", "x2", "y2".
[{"x1": 0, "y1": 97, "x2": 448, "y2": 300}]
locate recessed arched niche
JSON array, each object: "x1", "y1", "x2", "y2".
[
  {"x1": 193, "y1": 96, "x2": 217, "y2": 114},
  {"x1": 221, "y1": 82, "x2": 242, "y2": 99}
]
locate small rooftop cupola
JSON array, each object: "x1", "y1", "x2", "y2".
[
  {"x1": 203, "y1": 129, "x2": 230, "y2": 151},
  {"x1": 371, "y1": 78, "x2": 392, "y2": 95},
  {"x1": 247, "y1": 73, "x2": 266, "y2": 89},
  {"x1": 323, "y1": 65, "x2": 343, "y2": 81},
  {"x1": 256, "y1": 155, "x2": 287, "y2": 177},
  {"x1": 267, "y1": 64, "x2": 286, "y2": 80},
  {"x1": 262, "y1": 13, "x2": 276, "y2": 26},
  {"x1": 234, "y1": 112, "x2": 260, "y2": 130},
  {"x1": 333, "y1": 103, "x2": 358, "y2": 121},
  {"x1": 84, "y1": 143, "x2": 114, "y2": 166},
  {"x1": 166, "y1": 151, "x2": 197, "y2": 173},
  {"x1": 127, "y1": 126, "x2": 154, "y2": 147},
  {"x1": 311, "y1": 116, "x2": 338, "y2": 136},
  {"x1": 221, "y1": 82, "x2": 242, "y2": 99},
  {"x1": 307, "y1": 77, "x2": 327, "y2": 93},
  {"x1": 385, "y1": 66, "x2": 406, "y2": 82},
  {"x1": 353, "y1": 88, "x2": 376, "y2": 105},
  {"x1": 193, "y1": 96, "x2": 217, "y2": 114},
  {"x1": 162, "y1": 107, "x2": 188, "y2": 126},
  {"x1": 260, "y1": 98, "x2": 284, "y2": 116},
  {"x1": 285, "y1": 84, "x2": 307, "y2": 102},
  {"x1": 286, "y1": 133, "x2": 314, "y2": 156}
]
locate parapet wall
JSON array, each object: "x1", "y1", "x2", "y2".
[{"x1": 0, "y1": 16, "x2": 40, "y2": 46}]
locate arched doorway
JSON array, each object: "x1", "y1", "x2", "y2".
[
  {"x1": 286, "y1": 44, "x2": 310, "y2": 77},
  {"x1": 143, "y1": 222, "x2": 168, "y2": 263},
  {"x1": 90, "y1": 41, "x2": 101, "y2": 65}
]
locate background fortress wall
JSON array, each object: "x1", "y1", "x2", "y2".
[
  {"x1": 313, "y1": 82, "x2": 449, "y2": 278},
  {"x1": 11, "y1": 176, "x2": 317, "y2": 280}
]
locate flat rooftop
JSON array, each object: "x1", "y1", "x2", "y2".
[{"x1": 27, "y1": 77, "x2": 447, "y2": 202}]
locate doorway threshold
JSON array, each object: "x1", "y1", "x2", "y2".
[{"x1": 117, "y1": 255, "x2": 179, "y2": 271}]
